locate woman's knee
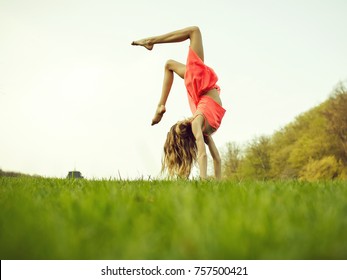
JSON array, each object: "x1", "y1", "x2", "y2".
[
  {"x1": 165, "y1": 60, "x2": 185, "y2": 78},
  {"x1": 187, "y1": 26, "x2": 204, "y2": 61},
  {"x1": 165, "y1": 59, "x2": 176, "y2": 70},
  {"x1": 189, "y1": 26, "x2": 201, "y2": 36}
]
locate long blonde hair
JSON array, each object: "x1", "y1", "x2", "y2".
[{"x1": 162, "y1": 120, "x2": 197, "y2": 178}]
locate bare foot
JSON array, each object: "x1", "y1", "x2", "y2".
[
  {"x1": 151, "y1": 105, "x2": 166, "y2": 125},
  {"x1": 131, "y1": 39, "x2": 154, "y2": 51}
]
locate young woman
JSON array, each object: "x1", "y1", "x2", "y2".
[{"x1": 132, "y1": 26, "x2": 226, "y2": 180}]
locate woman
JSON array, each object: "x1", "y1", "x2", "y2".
[{"x1": 132, "y1": 26, "x2": 226, "y2": 179}]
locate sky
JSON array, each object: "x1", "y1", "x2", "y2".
[{"x1": 1, "y1": 0, "x2": 346, "y2": 179}]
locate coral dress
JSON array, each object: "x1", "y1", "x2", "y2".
[{"x1": 184, "y1": 47, "x2": 226, "y2": 131}]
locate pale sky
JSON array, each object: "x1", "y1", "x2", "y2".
[{"x1": 1, "y1": 0, "x2": 346, "y2": 179}]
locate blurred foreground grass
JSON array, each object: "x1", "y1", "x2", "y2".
[{"x1": 0, "y1": 177, "x2": 346, "y2": 259}]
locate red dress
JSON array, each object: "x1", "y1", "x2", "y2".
[{"x1": 184, "y1": 47, "x2": 226, "y2": 130}]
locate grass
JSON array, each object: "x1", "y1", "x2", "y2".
[{"x1": 0, "y1": 177, "x2": 346, "y2": 259}]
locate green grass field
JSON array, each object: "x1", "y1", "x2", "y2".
[{"x1": 0, "y1": 177, "x2": 346, "y2": 260}]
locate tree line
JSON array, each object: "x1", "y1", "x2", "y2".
[
  {"x1": 0, "y1": 169, "x2": 27, "y2": 177},
  {"x1": 222, "y1": 82, "x2": 347, "y2": 181}
]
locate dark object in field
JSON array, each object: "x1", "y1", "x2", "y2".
[{"x1": 67, "y1": 171, "x2": 83, "y2": 179}]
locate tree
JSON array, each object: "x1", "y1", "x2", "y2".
[
  {"x1": 322, "y1": 83, "x2": 347, "y2": 163},
  {"x1": 220, "y1": 81, "x2": 347, "y2": 181},
  {"x1": 239, "y1": 136, "x2": 272, "y2": 180},
  {"x1": 222, "y1": 142, "x2": 243, "y2": 179}
]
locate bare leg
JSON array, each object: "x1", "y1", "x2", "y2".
[
  {"x1": 152, "y1": 60, "x2": 186, "y2": 125},
  {"x1": 132, "y1": 26, "x2": 204, "y2": 125},
  {"x1": 132, "y1": 26, "x2": 204, "y2": 61}
]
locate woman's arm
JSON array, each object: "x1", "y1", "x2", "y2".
[
  {"x1": 205, "y1": 135, "x2": 222, "y2": 180},
  {"x1": 191, "y1": 116, "x2": 207, "y2": 179}
]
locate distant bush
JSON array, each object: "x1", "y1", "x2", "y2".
[
  {"x1": 299, "y1": 156, "x2": 345, "y2": 181},
  {"x1": 0, "y1": 169, "x2": 33, "y2": 178}
]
